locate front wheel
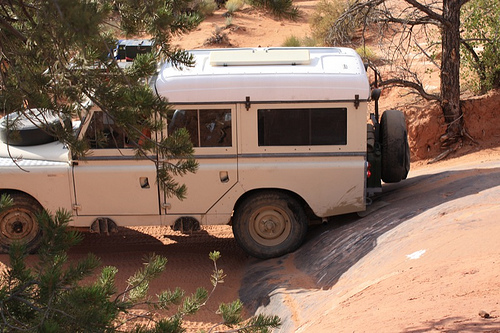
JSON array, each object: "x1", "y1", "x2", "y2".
[
  {"x1": 232, "y1": 191, "x2": 308, "y2": 259},
  {"x1": 0, "y1": 193, "x2": 43, "y2": 253}
]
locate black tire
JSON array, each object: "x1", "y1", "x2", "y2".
[
  {"x1": 0, "y1": 193, "x2": 43, "y2": 253},
  {"x1": 0, "y1": 109, "x2": 65, "y2": 146},
  {"x1": 403, "y1": 132, "x2": 410, "y2": 180},
  {"x1": 380, "y1": 110, "x2": 410, "y2": 183},
  {"x1": 232, "y1": 191, "x2": 308, "y2": 259}
]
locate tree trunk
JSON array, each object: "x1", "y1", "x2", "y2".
[{"x1": 440, "y1": 0, "x2": 462, "y2": 142}]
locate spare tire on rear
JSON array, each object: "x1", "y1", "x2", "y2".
[
  {"x1": 380, "y1": 110, "x2": 410, "y2": 183},
  {"x1": 0, "y1": 109, "x2": 67, "y2": 146}
]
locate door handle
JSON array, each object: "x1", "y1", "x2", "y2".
[
  {"x1": 139, "y1": 177, "x2": 150, "y2": 188},
  {"x1": 219, "y1": 171, "x2": 229, "y2": 183}
]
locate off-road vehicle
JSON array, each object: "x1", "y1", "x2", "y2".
[{"x1": 0, "y1": 47, "x2": 409, "y2": 258}]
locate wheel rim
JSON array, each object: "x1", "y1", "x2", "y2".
[
  {"x1": 0, "y1": 207, "x2": 39, "y2": 246},
  {"x1": 249, "y1": 206, "x2": 291, "y2": 246}
]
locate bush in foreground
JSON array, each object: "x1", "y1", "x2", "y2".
[{"x1": 0, "y1": 199, "x2": 280, "y2": 332}]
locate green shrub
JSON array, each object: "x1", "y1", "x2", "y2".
[
  {"x1": 225, "y1": 0, "x2": 245, "y2": 13},
  {"x1": 356, "y1": 46, "x2": 379, "y2": 63},
  {"x1": 249, "y1": 0, "x2": 301, "y2": 20},
  {"x1": 204, "y1": 26, "x2": 231, "y2": 45},
  {"x1": 282, "y1": 35, "x2": 302, "y2": 47},
  {"x1": 196, "y1": 0, "x2": 218, "y2": 17},
  {"x1": 281, "y1": 35, "x2": 318, "y2": 47},
  {"x1": 311, "y1": 0, "x2": 363, "y2": 46},
  {"x1": 225, "y1": 15, "x2": 233, "y2": 27},
  {"x1": 301, "y1": 35, "x2": 318, "y2": 47},
  {"x1": 0, "y1": 206, "x2": 281, "y2": 332},
  {"x1": 461, "y1": 0, "x2": 500, "y2": 93}
]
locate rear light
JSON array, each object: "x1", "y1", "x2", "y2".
[{"x1": 366, "y1": 162, "x2": 372, "y2": 178}]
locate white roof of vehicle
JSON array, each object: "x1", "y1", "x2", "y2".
[{"x1": 155, "y1": 47, "x2": 371, "y2": 104}]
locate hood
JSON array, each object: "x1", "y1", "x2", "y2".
[{"x1": 0, "y1": 140, "x2": 71, "y2": 163}]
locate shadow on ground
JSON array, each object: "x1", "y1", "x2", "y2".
[{"x1": 402, "y1": 316, "x2": 500, "y2": 332}]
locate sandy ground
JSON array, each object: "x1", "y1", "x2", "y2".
[{"x1": 1, "y1": 2, "x2": 499, "y2": 332}]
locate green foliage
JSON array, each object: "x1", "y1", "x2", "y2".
[
  {"x1": 355, "y1": 46, "x2": 379, "y2": 63},
  {"x1": 461, "y1": 0, "x2": 500, "y2": 94},
  {"x1": 243, "y1": 314, "x2": 282, "y2": 332},
  {"x1": 310, "y1": 0, "x2": 367, "y2": 46},
  {"x1": 225, "y1": 0, "x2": 245, "y2": 14},
  {"x1": 0, "y1": 194, "x2": 13, "y2": 212},
  {"x1": 282, "y1": 36, "x2": 302, "y2": 47},
  {"x1": 281, "y1": 35, "x2": 318, "y2": 47},
  {"x1": 0, "y1": 0, "x2": 201, "y2": 199},
  {"x1": 0, "y1": 208, "x2": 280, "y2": 332},
  {"x1": 225, "y1": 15, "x2": 234, "y2": 27},
  {"x1": 310, "y1": 0, "x2": 348, "y2": 46},
  {"x1": 301, "y1": 36, "x2": 318, "y2": 47},
  {"x1": 249, "y1": 0, "x2": 301, "y2": 20},
  {"x1": 195, "y1": 0, "x2": 218, "y2": 17},
  {"x1": 0, "y1": 209, "x2": 110, "y2": 332},
  {"x1": 217, "y1": 300, "x2": 244, "y2": 326},
  {"x1": 204, "y1": 27, "x2": 231, "y2": 46}
]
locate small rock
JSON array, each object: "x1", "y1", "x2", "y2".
[{"x1": 478, "y1": 310, "x2": 490, "y2": 318}]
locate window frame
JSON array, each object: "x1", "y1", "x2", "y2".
[
  {"x1": 257, "y1": 107, "x2": 348, "y2": 147},
  {"x1": 167, "y1": 104, "x2": 237, "y2": 156}
]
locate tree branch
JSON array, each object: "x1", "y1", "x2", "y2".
[
  {"x1": 0, "y1": 16, "x2": 27, "y2": 43},
  {"x1": 378, "y1": 78, "x2": 441, "y2": 101},
  {"x1": 403, "y1": 0, "x2": 446, "y2": 26},
  {"x1": 378, "y1": 15, "x2": 441, "y2": 26}
]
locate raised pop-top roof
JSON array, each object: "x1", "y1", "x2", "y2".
[{"x1": 154, "y1": 47, "x2": 370, "y2": 104}]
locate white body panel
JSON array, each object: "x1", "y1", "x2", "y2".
[{"x1": 0, "y1": 156, "x2": 74, "y2": 214}]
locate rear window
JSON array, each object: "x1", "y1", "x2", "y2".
[{"x1": 258, "y1": 108, "x2": 347, "y2": 146}]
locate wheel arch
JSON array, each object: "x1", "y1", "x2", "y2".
[
  {"x1": 232, "y1": 188, "x2": 317, "y2": 224},
  {"x1": 0, "y1": 189, "x2": 42, "y2": 207}
]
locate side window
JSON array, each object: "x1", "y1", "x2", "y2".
[
  {"x1": 258, "y1": 108, "x2": 347, "y2": 146},
  {"x1": 168, "y1": 109, "x2": 232, "y2": 147},
  {"x1": 83, "y1": 111, "x2": 129, "y2": 149}
]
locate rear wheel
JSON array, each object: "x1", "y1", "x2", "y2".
[
  {"x1": 380, "y1": 110, "x2": 410, "y2": 183},
  {"x1": 0, "y1": 193, "x2": 43, "y2": 253},
  {"x1": 232, "y1": 191, "x2": 308, "y2": 259}
]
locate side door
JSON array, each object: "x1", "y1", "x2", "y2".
[
  {"x1": 72, "y1": 110, "x2": 160, "y2": 216},
  {"x1": 163, "y1": 105, "x2": 238, "y2": 215}
]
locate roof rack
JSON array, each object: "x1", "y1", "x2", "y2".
[{"x1": 209, "y1": 48, "x2": 310, "y2": 66}]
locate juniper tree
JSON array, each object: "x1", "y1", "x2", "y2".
[
  {"x1": 325, "y1": 0, "x2": 475, "y2": 148},
  {"x1": 0, "y1": 0, "x2": 201, "y2": 198}
]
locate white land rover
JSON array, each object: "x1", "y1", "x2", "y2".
[{"x1": 0, "y1": 47, "x2": 409, "y2": 258}]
